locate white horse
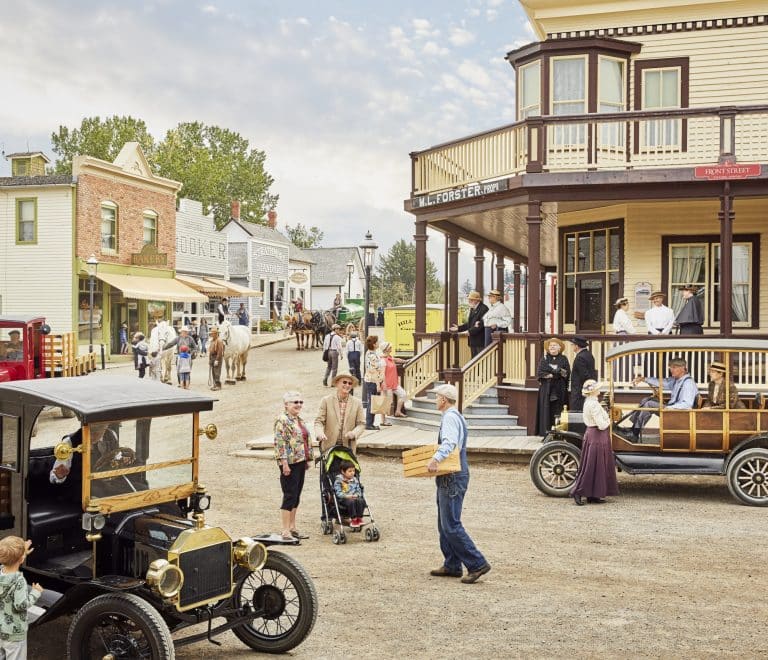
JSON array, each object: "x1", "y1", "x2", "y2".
[
  {"x1": 149, "y1": 320, "x2": 178, "y2": 384},
  {"x1": 218, "y1": 320, "x2": 250, "y2": 384}
]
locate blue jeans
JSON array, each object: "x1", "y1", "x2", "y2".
[{"x1": 436, "y1": 471, "x2": 487, "y2": 573}]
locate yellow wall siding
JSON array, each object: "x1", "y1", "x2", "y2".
[{"x1": 0, "y1": 186, "x2": 75, "y2": 332}]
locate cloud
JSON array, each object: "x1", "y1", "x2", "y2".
[
  {"x1": 201, "y1": 4, "x2": 217, "y2": 14},
  {"x1": 457, "y1": 60, "x2": 493, "y2": 89},
  {"x1": 448, "y1": 27, "x2": 475, "y2": 47},
  {"x1": 412, "y1": 18, "x2": 439, "y2": 39},
  {"x1": 388, "y1": 26, "x2": 414, "y2": 58},
  {"x1": 422, "y1": 41, "x2": 449, "y2": 56}
]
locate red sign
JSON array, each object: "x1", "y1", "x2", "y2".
[{"x1": 694, "y1": 162, "x2": 762, "y2": 181}]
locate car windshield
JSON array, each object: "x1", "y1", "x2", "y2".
[{"x1": 0, "y1": 327, "x2": 24, "y2": 362}]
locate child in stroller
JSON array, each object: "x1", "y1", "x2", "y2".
[{"x1": 319, "y1": 445, "x2": 380, "y2": 543}]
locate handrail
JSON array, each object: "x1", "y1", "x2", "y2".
[
  {"x1": 458, "y1": 342, "x2": 499, "y2": 410},
  {"x1": 402, "y1": 341, "x2": 440, "y2": 399}
]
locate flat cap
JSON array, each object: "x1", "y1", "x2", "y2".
[{"x1": 434, "y1": 384, "x2": 458, "y2": 401}]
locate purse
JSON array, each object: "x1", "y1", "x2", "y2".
[
  {"x1": 370, "y1": 394, "x2": 391, "y2": 415},
  {"x1": 322, "y1": 348, "x2": 329, "y2": 362}
]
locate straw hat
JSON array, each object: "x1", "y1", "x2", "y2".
[
  {"x1": 709, "y1": 361, "x2": 727, "y2": 373},
  {"x1": 467, "y1": 290, "x2": 482, "y2": 302},
  {"x1": 488, "y1": 289, "x2": 502, "y2": 297},
  {"x1": 614, "y1": 297, "x2": 629, "y2": 307},
  {"x1": 649, "y1": 290, "x2": 666, "y2": 300},
  {"x1": 543, "y1": 337, "x2": 565, "y2": 353},
  {"x1": 680, "y1": 284, "x2": 698, "y2": 292},
  {"x1": 581, "y1": 380, "x2": 606, "y2": 396},
  {"x1": 331, "y1": 371, "x2": 359, "y2": 387}
]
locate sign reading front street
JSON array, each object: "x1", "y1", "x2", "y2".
[
  {"x1": 694, "y1": 162, "x2": 762, "y2": 180},
  {"x1": 412, "y1": 179, "x2": 509, "y2": 208}
]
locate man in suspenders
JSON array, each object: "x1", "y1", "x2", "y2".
[{"x1": 427, "y1": 384, "x2": 491, "y2": 584}]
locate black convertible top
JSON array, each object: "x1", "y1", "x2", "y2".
[{"x1": 0, "y1": 375, "x2": 215, "y2": 422}]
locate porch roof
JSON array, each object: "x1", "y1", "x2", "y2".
[{"x1": 96, "y1": 272, "x2": 207, "y2": 303}]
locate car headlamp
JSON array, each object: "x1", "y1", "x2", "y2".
[
  {"x1": 146, "y1": 559, "x2": 184, "y2": 599},
  {"x1": 81, "y1": 511, "x2": 106, "y2": 532},
  {"x1": 233, "y1": 537, "x2": 268, "y2": 572}
]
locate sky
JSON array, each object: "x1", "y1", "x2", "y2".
[{"x1": 0, "y1": 0, "x2": 534, "y2": 281}]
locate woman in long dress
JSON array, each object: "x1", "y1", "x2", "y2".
[
  {"x1": 570, "y1": 380, "x2": 620, "y2": 505},
  {"x1": 535, "y1": 338, "x2": 571, "y2": 436},
  {"x1": 612, "y1": 297, "x2": 635, "y2": 334}
]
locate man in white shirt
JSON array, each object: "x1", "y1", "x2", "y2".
[
  {"x1": 481, "y1": 289, "x2": 512, "y2": 346},
  {"x1": 644, "y1": 291, "x2": 675, "y2": 335},
  {"x1": 322, "y1": 324, "x2": 344, "y2": 386}
]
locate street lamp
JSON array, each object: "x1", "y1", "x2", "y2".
[
  {"x1": 346, "y1": 260, "x2": 354, "y2": 299},
  {"x1": 86, "y1": 254, "x2": 99, "y2": 353},
  {"x1": 359, "y1": 231, "x2": 378, "y2": 337}
]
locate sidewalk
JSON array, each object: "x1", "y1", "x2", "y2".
[{"x1": 236, "y1": 423, "x2": 542, "y2": 464}]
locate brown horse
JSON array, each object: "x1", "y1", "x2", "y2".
[{"x1": 287, "y1": 312, "x2": 313, "y2": 350}]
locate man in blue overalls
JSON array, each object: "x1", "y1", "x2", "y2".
[{"x1": 427, "y1": 384, "x2": 491, "y2": 584}]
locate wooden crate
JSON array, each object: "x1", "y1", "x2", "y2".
[{"x1": 402, "y1": 444, "x2": 460, "y2": 478}]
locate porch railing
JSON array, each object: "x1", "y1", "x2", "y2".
[
  {"x1": 402, "y1": 340, "x2": 440, "y2": 398},
  {"x1": 411, "y1": 104, "x2": 768, "y2": 196},
  {"x1": 458, "y1": 342, "x2": 499, "y2": 409}
]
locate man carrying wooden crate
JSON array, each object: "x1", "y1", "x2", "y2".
[{"x1": 426, "y1": 384, "x2": 491, "y2": 584}]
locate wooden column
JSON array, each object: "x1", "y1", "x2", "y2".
[
  {"x1": 414, "y1": 220, "x2": 428, "y2": 334},
  {"x1": 719, "y1": 182, "x2": 734, "y2": 337},
  {"x1": 513, "y1": 263, "x2": 522, "y2": 332},
  {"x1": 495, "y1": 254, "x2": 505, "y2": 293},
  {"x1": 526, "y1": 201, "x2": 542, "y2": 334},
  {"x1": 443, "y1": 235, "x2": 449, "y2": 330},
  {"x1": 448, "y1": 235, "x2": 460, "y2": 327},
  {"x1": 474, "y1": 245, "x2": 485, "y2": 296}
]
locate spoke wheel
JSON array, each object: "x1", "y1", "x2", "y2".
[
  {"x1": 66, "y1": 593, "x2": 174, "y2": 660},
  {"x1": 529, "y1": 441, "x2": 582, "y2": 497},
  {"x1": 231, "y1": 550, "x2": 318, "y2": 653},
  {"x1": 727, "y1": 448, "x2": 768, "y2": 506}
]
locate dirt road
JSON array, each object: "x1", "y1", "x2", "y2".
[{"x1": 30, "y1": 340, "x2": 768, "y2": 658}]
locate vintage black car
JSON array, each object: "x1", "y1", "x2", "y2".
[
  {"x1": 0, "y1": 375, "x2": 316, "y2": 658},
  {"x1": 530, "y1": 339, "x2": 768, "y2": 506}
]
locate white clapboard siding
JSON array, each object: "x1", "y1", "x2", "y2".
[
  {"x1": 0, "y1": 186, "x2": 74, "y2": 332},
  {"x1": 175, "y1": 198, "x2": 227, "y2": 277}
]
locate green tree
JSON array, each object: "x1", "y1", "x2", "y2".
[
  {"x1": 154, "y1": 122, "x2": 278, "y2": 228},
  {"x1": 370, "y1": 239, "x2": 441, "y2": 306},
  {"x1": 460, "y1": 278, "x2": 473, "y2": 297},
  {"x1": 50, "y1": 115, "x2": 156, "y2": 174},
  {"x1": 285, "y1": 223, "x2": 324, "y2": 248}
]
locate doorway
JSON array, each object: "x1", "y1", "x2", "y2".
[{"x1": 576, "y1": 275, "x2": 604, "y2": 333}]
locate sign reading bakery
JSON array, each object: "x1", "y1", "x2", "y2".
[{"x1": 693, "y1": 162, "x2": 762, "y2": 181}]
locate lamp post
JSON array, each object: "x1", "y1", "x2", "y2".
[
  {"x1": 346, "y1": 260, "x2": 354, "y2": 300},
  {"x1": 86, "y1": 254, "x2": 99, "y2": 354},
  {"x1": 359, "y1": 231, "x2": 378, "y2": 338}
]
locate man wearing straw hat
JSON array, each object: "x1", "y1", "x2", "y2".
[
  {"x1": 314, "y1": 371, "x2": 366, "y2": 454},
  {"x1": 481, "y1": 289, "x2": 512, "y2": 347},
  {"x1": 644, "y1": 291, "x2": 675, "y2": 335},
  {"x1": 450, "y1": 290, "x2": 488, "y2": 357}
]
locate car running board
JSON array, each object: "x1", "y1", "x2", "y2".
[{"x1": 616, "y1": 452, "x2": 725, "y2": 475}]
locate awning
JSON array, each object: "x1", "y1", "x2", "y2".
[
  {"x1": 96, "y1": 272, "x2": 207, "y2": 303},
  {"x1": 175, "y1": 274, "x2": 227, "y2": 296},
  {"x1": 203, "y1": 277, "x2": 263, "y2": 297}
]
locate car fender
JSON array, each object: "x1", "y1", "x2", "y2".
[
  {"x1": 542, "y1": 430, "x2": 583, "y2": 450},
  {"x1": 0, "y1": 367, "x2": 10, "y2": 383},
  {"x1": 725, "y1": 434, "x2": 768, "y2": 471}
]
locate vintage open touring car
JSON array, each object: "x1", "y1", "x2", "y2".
[
  {"x1": 530, "y1": 339, "x2": 768, "y2": 506},
  {"x1": 0, "y1": 375, "x2": 317, "y2": 658}
]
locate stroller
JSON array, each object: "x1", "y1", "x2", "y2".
[{"x1": 318, "y1": 445, "x2": 380, "y2": 545}]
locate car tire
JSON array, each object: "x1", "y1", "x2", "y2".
[
  {"x1": 231, "y1": 550, "x2": 318, "y2": 653},
  {"x1": 726, "y1": 447, "x2": 768, "y2": 506},
  {"x1": 529, "y1": 441, "x2": 582, "y2": 497},
  {"x1": 66, "y1": 592, "x2": 174, "y2": 660}
]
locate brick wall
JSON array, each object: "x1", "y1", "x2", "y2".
[{"x1": 76, "y1": 173, "x2": 177, "y2": 269}]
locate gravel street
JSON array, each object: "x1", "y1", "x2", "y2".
[{"x1": 30, "y1": 338, "x2": 768, "y2": 658}]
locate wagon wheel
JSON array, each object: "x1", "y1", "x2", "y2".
[
  {"x1": 66, "y1": 592, "x2": 174, "y2": 659},
  {"x1": 727, "y1": 447, "x2": 768, "y2": 506},
  {"x1": 529, "y1": 441, "x2": 582, "y2": 497},
  {"x1": 231, "y1": 550, "x2": 318, "y2": 653}
]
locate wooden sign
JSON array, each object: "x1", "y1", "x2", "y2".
[
  {"x1": 131, "y1": 243, "x2": 167, "y2": 266},
  {"x1": 694, "y1": 162, "x2": 761, "y2": 181},
  {"x1": 289, "y1": 272, "x2": 308, "y2": 284}
]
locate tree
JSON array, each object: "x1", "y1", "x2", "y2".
[
  {"x1": 285, "y1": 223, "x2": 324, "y2": 249},
  {"x1": 153, "y1": 122, "x2": 278, "y2": 228},
  {"x1": 50, "y1": 116, "x2": 155, "y2": 174},
  {"x1": 460, "y1": 278, "x2": 473, "y2": 297},
  {"x1": 370, "y1": 240, "x2": 442, "y2": 306}
]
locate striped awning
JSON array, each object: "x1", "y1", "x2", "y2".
[
  {"x1": 175, "y1": 274, "x2": 228, "y2": 296},
  {"x1": 203, "y1": 277, "x2": 262, "y2": 297},
  {"x1": 96, "y1": 272, "x2": 207, "y2": 303}
]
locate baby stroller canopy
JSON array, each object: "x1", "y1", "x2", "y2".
[{"x1": 323, "y1": 445, "x2": 361, "y2": 474}]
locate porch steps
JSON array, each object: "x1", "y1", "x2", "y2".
[{"x1": 390, "y1": 383, "x2": 528, "y2": 437}]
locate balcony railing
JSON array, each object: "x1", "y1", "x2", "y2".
[{"x1": 410, "y1": 104, "x2": 768, "y2": 196}]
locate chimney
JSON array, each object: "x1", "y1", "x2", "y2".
[
  {"x1": 231, "y1": 200, "x2": 241, "y2": 220},
  {"x1": 267, "y1": 210, "x2": 277, "y2": 229}
]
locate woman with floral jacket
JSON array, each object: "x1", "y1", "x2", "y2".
[{"x1": 274, "y1": 392, "x2": 313, "y2": 541}]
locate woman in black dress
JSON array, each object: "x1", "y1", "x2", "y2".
[{"x1": 535, "y1": 337, "x2": 571, "y2": 436}]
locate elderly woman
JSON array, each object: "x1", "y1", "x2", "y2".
[
  {"x1": 363, "y1": 335, "x2": 384, "y2": 430},
  {"x1": 380, "y1": 341, "x2": 408, "y2": 421},
  {"x1": 612, "y1": 297, "x2": 635, "y2": 334},
  {"x1": 274, "y1": 391, "x2": 312, "y2": 541},
  {"x1": 535, "y1": 337, "x2": 571, "y2": 436},
  {"x1": 570, "y1": 380, "x2": 620, "y2": 505}
]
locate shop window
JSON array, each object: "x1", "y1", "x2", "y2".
[
  {"x1": 78, "y1": 276, "x2": 104, "y2": 343},
  {"x1": 259, "y1": 278, "x2": 267, "y2": 307},
  {"x1": 143, "y1": 210, "x2": 158, "y2": 246},
  {"x1": 15, "y1": 198, "x2": 37, "y2": 244},
  {"x1": 101, "y1": 201, "x2": 118, "y2": 253}
]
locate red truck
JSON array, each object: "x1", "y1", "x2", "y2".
[{"x1": 0, "y1": 315, "x2": 51, "y2": 382}]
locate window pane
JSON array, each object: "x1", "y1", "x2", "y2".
[
  {"x1": 599, "y1": 58, "x2": 624, "y2": 105},
  {"x1": 19, "y1": 200, "x2": 34, "y2": 222},
  {"x1": 565, "y1": 275, "x2": 575, "y2": 324},
  {"x1": 565, "y1": 235, "x2": 575, "y2": 272},
  {"x1": 101, "y1": 205, "x2": 116, "y2": 251},
  {"x1": 577, "y1": 234, "x2": 590, "y2": 271},
  {"x1": 593, "y1": 232, "x2": 606, "y2": 270},
  {"x1": 609, "y1": 229, "x2": 620, "y2": 269},
  {"x1": 521, "y1": 62, "x2": 540, "y2": 116},
  {"x1": 143, "y1": 214, "x2": 157, "y2": 246},
  {"x1": 1, "y1": 415, "x2": 20, "y2": 471},
  {"x1": 553, "y1": 58, "x2": 585, "y2": 108},
  {"x1": 644, "y1": 71, "x2": 661, "y2": 108},
  {"x1": 661, "y1": 70, "x2": 680, "y2": 107}
]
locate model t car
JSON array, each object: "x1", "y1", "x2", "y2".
[
  {"x1": 0, "y1": 375, "x2": 316, "y2": 658},
  {"x1": 530, "y1": 338, "x2": 768, "y2": 506}
]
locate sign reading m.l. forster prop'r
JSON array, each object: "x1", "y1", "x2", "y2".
[
  {"x1": 694, "y1": 163, "x2": 762, "y2": 181},
  {"x1": 412, "y1": 179, "x2": 509, "y2": 208}
]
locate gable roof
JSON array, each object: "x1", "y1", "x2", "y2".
[
  {"x1": 221, "y1": 218, "x2": 291, "y2": 245},
  {"x1": 302, "y1": 247, "x2": 361, "y2": 286},
  {"x1": 289, "y1": 244, "x2": 316, "y2": 264}
]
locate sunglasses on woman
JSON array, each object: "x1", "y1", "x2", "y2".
[{"x1": 289, "y1": 400, "x2": 304, "y2": 404}]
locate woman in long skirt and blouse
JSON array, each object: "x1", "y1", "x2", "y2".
[{"x1": 570, "y1": 380, "x2": 620, "y2": 505}]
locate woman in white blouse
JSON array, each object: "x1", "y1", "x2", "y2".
[
  {"x1": 612, "y1": 297, "x2": 635, "y2": 334},
  {"x1": 569, "y1": 380, "x2": 620, "y2": 505}
]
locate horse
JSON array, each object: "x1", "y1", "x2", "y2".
[
  {"x1": 149, "y1": 320, "x2": 178, "y2": 384},
  {"x1": 310, "y1": 310, "x2": 333, "y2": 347},
  {"x1": 218, "y1": 320, "x2": 250, "y2": 384},
  {"x1": 287, "y1": 312, "x2": 315, "y2": 350}
]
